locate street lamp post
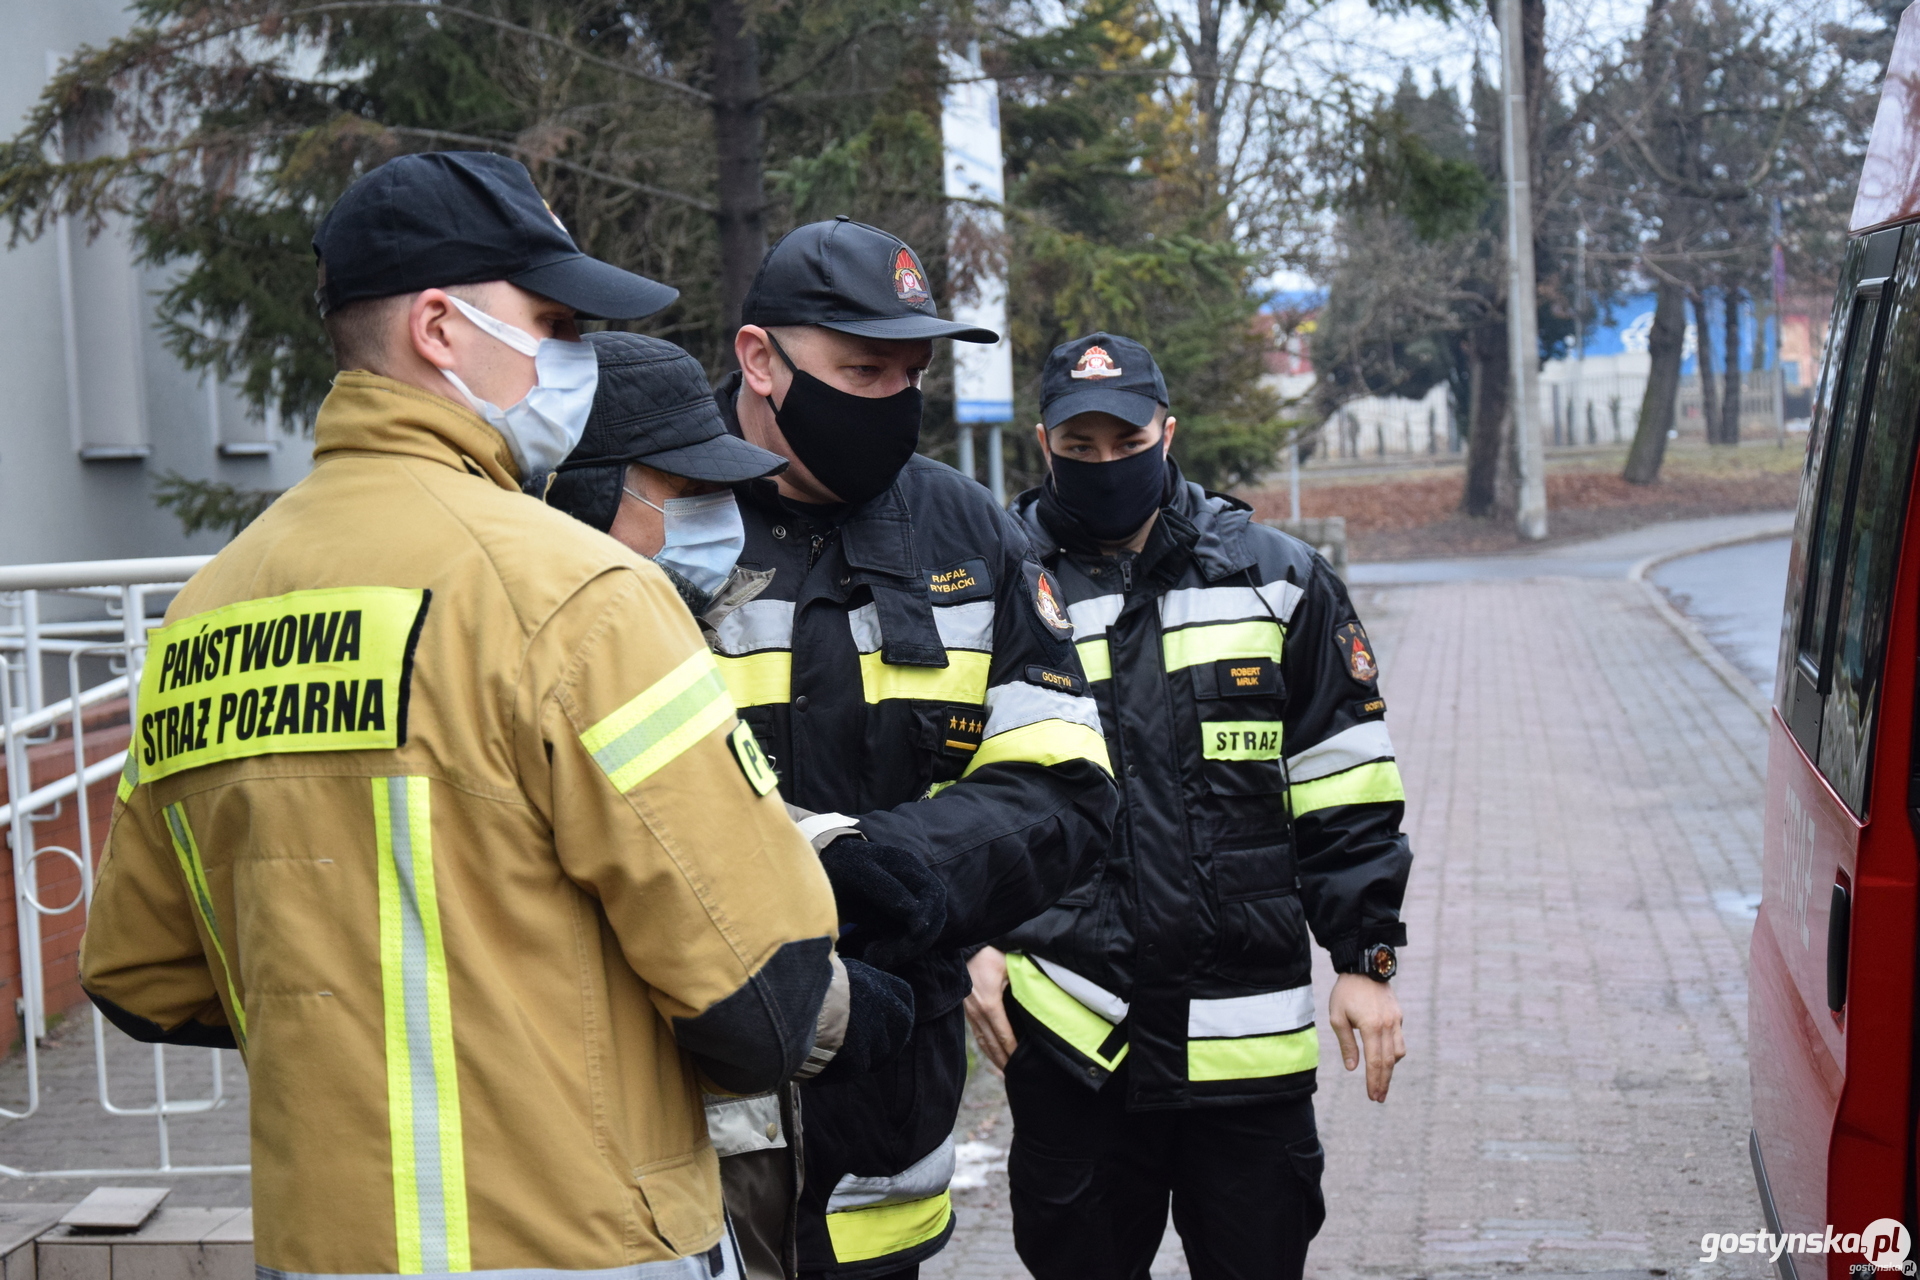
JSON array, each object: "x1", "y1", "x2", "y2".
[{"x1": 1500, "y1": 0, "x2": 1548, "y2": 540}]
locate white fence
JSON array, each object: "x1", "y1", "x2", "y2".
[{"x1": 0, "y1": 554, "x2": 247, "y2": 1178}]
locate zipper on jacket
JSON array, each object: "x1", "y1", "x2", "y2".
[
  {"x1": 809, "y1": 533, "x2": 826, "y2": 570},
  {"x1": 1119, "y1": 557, "x2": 1133, "y2": 593}
]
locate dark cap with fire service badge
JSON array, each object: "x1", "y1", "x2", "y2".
[
  {"x1": 1040, "y1": 331, "x2": 1169, "y2": 430},
  {"x1": 742, "y1": 217, "x2": 999, "y2": 343}
]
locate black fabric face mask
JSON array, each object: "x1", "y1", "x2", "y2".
[
  {"x1": 767, "y1": 336, "x2": 923, "y2": 506},
  {"x1": 1046, "y1": 444, "x2": 1171, "y2": 542}
]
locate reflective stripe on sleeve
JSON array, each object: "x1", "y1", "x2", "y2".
[
  {"x1": 824, "y1": 1192, "x2": 953, "y2": 1264},
  {"x1": 118, "y1": 749, "x2": 139, "y2": 802},
  {"x1": 959, "y1": 681, "x2": 1111, "y2": 776},
  {"x1": 1286, "y1": 720, "x2": 1395, "y2": 783},
  {"x1": 1075, "y1": 637, "x2": 1112, "y2": 683},
  {"x1": 1160, "y1": 619, "x2": 1285, "y2": 673},
  {"x1": 161, "y1": 803, "x2": 246, "y2": 1047},
  {"x1": 373, "y1": 776, "x2": 470, "y2": 1275},
  {"x1": 1005, "y1": 952, "x2": 1129, "y2": 1072},
  {"x1": 1187, "y1": 1028, "x2": 1318, "y2": 1082},
  {"x1": 581, "y1": 649, "x2": 735, "y2": 791},
  {"x1": 1289, "y1": 759, "x2": 1406, "y2": 814}
]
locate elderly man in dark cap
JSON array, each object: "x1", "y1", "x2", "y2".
[{"x1": 547, "y1": 331, "x2": 942, "y2": 1280}]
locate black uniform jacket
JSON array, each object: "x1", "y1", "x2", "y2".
[
  {"x1": 715, "y1": 375, "x2": 1118, "y2": 1275},
  {"x1": 1004, "y1": 467, "x2": 1411, "y2": 1111}
]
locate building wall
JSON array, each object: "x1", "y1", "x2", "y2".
[{"x1": 0, "y1": 0, "x2": 312, "y2": 568}]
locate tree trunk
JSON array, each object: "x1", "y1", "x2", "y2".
[
  {"x1": 1720, "y1": 287, "x2": 1742, "y2": 445},
  {"x1": 1625, "y1": 282, "x2": 1687, "y2": 484},
  {"x1": 1691, "y1": 290, "x2": 1719, "y2": 441},
  {"x1": 1187, "y1": 0, "x2": 1224, "y2": 179},
  {"x1": 1463, "y1": 318, "x2": 1510, "y2": 516},
  {"x1": 709, "y1": 0, "x2": 766, "y2": 347}
]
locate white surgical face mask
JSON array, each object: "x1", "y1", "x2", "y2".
[
  {"x1": 624, "y1": 487, "x2": 747, "y2": 596},
  {"x1": 440, "y1": 293, "x2": 598, "y2": 484}
]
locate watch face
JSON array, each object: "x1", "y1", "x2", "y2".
[{"x1": 1367, "y1": 944, "x2": 1396, "y2": 981}]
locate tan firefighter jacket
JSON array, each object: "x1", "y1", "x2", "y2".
[{"x1": 82, "y1": 372, "x2": 839, "y2": 1280}]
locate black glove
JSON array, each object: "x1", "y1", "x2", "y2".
[
  {"x1": 818, "y1": 837, "x2": 948, "y2": 970},
  {"x1": 815, "y1": 958, "x2": 915, "y2": 1082}
]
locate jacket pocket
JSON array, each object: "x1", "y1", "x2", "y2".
[
  {"x1": 1008, "y1": 1139, "x2": 1094, "y2": 1207},
  {"x1": 1212, "y1": 845, "x2": 1296, "y2": 904},
  {"x1": 634, "y1": 1145, "x2": 724, "y2": 1256}
]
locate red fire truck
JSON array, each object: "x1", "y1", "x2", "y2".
[{"x1": 1751, "y1": 6, "x2": 1920, "y2": 1274}]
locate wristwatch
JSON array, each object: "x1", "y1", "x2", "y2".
[{"x1": 1360, "y1": 942, "x2": 1397, "y2": 983}]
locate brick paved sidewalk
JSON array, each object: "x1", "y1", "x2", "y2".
[
  {"x1": 3, "y1": 564, "x2": 1774, "y2": 1279},
  {"x1": 932, "y1": 572, "x2": 1771, "y2": 1280}
]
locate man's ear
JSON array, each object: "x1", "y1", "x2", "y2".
[
  {"x1": 737, "y1": 325, "x2": 778, "y2": 398},
  {"x1": 1161, "y1": 415, "x2": 1178, "y2": 454},
  {"x1": 409, "y1": 289, "x2": 462, "y2": 372}
]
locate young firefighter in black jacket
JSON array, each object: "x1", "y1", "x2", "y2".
[{"x1": 965, "y1": 332, "x2": 1411, "y2": 1280}]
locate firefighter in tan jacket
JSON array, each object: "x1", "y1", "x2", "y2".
[{"x1": 81, "y1": 152, "x2": 841, "y2": 1280}]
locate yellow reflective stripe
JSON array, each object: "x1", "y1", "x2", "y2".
[
  {"x1": 582, "y1": 649, "x2": 735, "y2": 792},
  {"x1": 1160, "y1": 620, "x2": 1284, "y2": 673},
  {"x1": 117, "y1": 750, "x2": 138, "y2": 802},
  {"x1": 716, "y1": 651, "x2": 792, "y2": 708},
  {"x1": 857, "y1": 650, "x2": 992, "y2": 704},
  {"x1": 1289, "y1": 760, "x2": 1405, "y2": 815},
  {"x1": 1188, "y1": 1028, "x2": 1319, "y2": 1082},
  {"x1": 1005, "y1": 952, "x2": 1127, "y2": 1072},
  {"x1": 161, "y1": 804, "x2": 246, "y2": 1047},
  {"x1": 374, "y1": 777, "x2": 470, "y2": 1274},
  {"x1": 825, "y1": 1191, "x2": 953, "y2": 1264},
  {"x1": 962, "y1": 719, "x2": 1113, "y2": 777},
  {"x1": 1075, "y1": 637, "x2": 1111, "y2": 683}
]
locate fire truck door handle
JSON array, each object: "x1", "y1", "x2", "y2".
[{"x1": 1826, "y1": 881, "x2": 1852, "y2": 1013}]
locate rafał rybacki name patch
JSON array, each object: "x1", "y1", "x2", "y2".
[{"x1": 135, "y1": 587, "x2": 431, "y2": 783}]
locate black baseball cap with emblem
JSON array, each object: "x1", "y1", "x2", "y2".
[
  {"x1": 545, "y1": 332, "x2": 787, "y2": 531},
  {"x1": 1040, "y1": 332, "x2": 1169, "y2": 430},
  {"x1": 312, "y1": 151, "x2": 678, "y2": 320},
  {"x1": 741, "y1": 217, "x2": 998, "y2": 343}
]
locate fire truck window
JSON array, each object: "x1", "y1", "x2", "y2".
[
  {"x1": 1799, "y1": 295, "x2": 1882, "y2": 687},
  {"x1": 1818, "y1": 318, "x2": 1918, "y2": 815}
]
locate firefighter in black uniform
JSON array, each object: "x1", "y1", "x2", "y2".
[
  {"x1": 713, "y1": 221, "x2": 1119, "y2": 1279},
  {"x1": 965, "y1": 332, "x2": 1411, "y2": 1280}
]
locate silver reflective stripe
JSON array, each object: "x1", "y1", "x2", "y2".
[
  {"x1": 827, "y1": 1135, "x2": 956, "y2": 1212},
  {"x1": 258, "y1": 1260, "x2": 723, "y2": 1280},
  {"x1": 1032, "y1": 955, "x2": 1129, "y2": 1023},
  {"x1": 1187, "y1": 986, "x2": 1314, "y2": 1038},
  {"x1": 709, "y1": 599, "x2": 795, "y2": 656},
  {"x1": 1065, "y1": 593, "x2": 1124, "y2": 639},
  {"x1": 933, "y1": 600, "x2": 995, "y2": 651},
  {"x1": 981, "y1": 681, "x2": 1104, "y2": 737},
  {"x1": 704, "y1": 1091, "x2": 786, "y2": 1157},
  {"x1": 1286, "y1": 720, "x2": 1396, "y2": 783},
  {"x1": 847, "y1": 604, "x2": 883, "y2": 655},
  {"x1": 1157, "y1": 580, "x2": 1304, "y2": 630}
]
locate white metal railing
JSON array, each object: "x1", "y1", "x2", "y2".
[{"x1": 1, "y1": 553, "x2": 248, "y2": 1178}]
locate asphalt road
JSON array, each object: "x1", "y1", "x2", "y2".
[{"x1": 1651, "y1": 537, "x2": 1792, "y2": 699}]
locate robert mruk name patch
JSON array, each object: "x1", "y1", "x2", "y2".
[{"x1": 136, "y1": 586, "x2": 431, "y2": 783}]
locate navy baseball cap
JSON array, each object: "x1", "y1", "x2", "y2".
[
  {"x1": 545, "y1": 333, "x2": 786, "y2": 532},
  {"x1": 312, "y1": 152, "x2": 678, "y2": 321},
  {"x1": 1040, "y1": 332, "x2": 1169, "y2": 429},
  {"x1": 742, "y1": 217, "x2": 997, "y2": 343}
]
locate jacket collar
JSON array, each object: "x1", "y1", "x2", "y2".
[
  {"x1": 1014, "y1": 461, "x2": 1259, "y2": 583},
  {"x1": 313, "y1": 371, "x2": 522, "y2": 492}
]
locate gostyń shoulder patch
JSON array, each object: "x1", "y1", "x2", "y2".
[{"x1": 135, "y1": 586, "x2": 431, "y2": 784}]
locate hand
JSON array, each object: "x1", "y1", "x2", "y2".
[
  {"x1": 964, "y1": 947, "x2": 1018, "y2": 1072},
  {"x1": 815, "y1": 958, "x2": 915, "y2": 1082},
  {"x1": 818, "y1": 837, "x2": 947, "y2": 970},
  {"x1": 1329, "y1": 972, "x2": 1405, "y2": 1103}
]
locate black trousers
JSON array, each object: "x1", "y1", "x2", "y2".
[{"x1": 1004, "y1": 1046, "x2": 1326, "y2": 1280}]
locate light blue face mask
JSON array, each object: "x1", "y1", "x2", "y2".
[
  {"x1": 441, "y1": 294, "x2": 599, "y2": 484},
  {"x1": 625, "y1": 487, "x2": 747, "y2": 597}
]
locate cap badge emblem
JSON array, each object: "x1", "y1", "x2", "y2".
[
  {"x1": 1070, "y1": 345, "x2": 1123, "y2": 380},
  {"x1": 541, "y1": 199, "x2": 570, "y2": 235},
  {"x1": 892, "y1": 248, "x2": 931, "y2": 304}
]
